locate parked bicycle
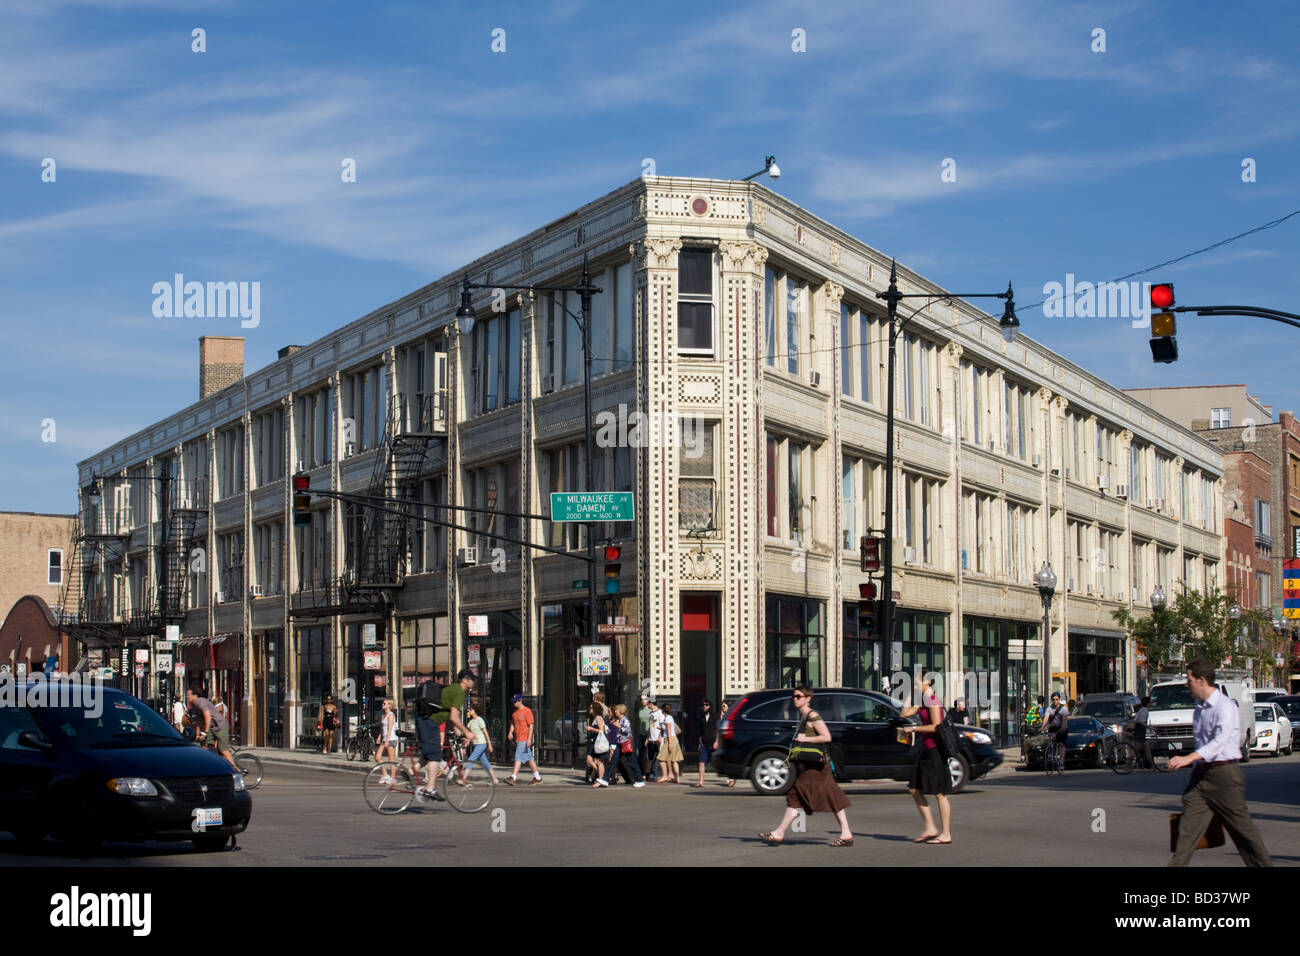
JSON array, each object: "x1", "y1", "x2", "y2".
[
  {"x1": 345, "y1": 724, "x2": 377, "y2": 763},
  {"x1": 363, "y1": 730, "x2": 494, "y2": 815}
]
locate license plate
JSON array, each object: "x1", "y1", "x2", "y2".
[
  {"x1": 195, "y1": 807, "x2": 222, "y2": 827},
  {"x1": 1168, "y1": 742, "x2": 1182, "y2": 751}
]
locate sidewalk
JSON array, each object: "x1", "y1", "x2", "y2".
[{"x1": 247, "y1": 744, "x2": 1024, "y2": 783}]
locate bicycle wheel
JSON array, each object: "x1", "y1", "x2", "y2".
[
  {"x1": 439, "y1": 759, "x2": 494, "y2": 813},
  {"x1": 1150, "y1": 751, "x2": 1171, "y2": 772},
  {"x1": 234, "y1": 750, "x2": 263, "y2": 789},
  {"x1": 364, "y1": 762, "x2": 414, "y2": 814},
  {"x1": 1110, "y1": 742, "x2": 1137, "y2": 775},
  {"x1": 345, "y1": 738, "x2": 358, "y2": 762}
]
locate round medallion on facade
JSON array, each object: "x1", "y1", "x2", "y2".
[{"x1": 690, "y1": 196, "x2": 709, "y2": 217}]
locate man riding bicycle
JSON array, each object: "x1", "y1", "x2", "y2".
[
  {"x1": 187, "y1": 687, "x2": 238, "y2": 772},
  {"x1": 1042, "y1": 692, "x2": 1069, "y2": 768},
  {"x1": 415, "y1": 669, "x2": 478, "y2": 799}
]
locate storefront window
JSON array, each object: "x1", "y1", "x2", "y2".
[
  {"x1": 765, "y1": 595, "x2": 824, "y2": 688},
  {"x1": 841, "y1": 602, "x2": 880, "y2": 691},
  {"x1": 398, "y1": 617, "x2": 448, "y2": 726},
  {"x1": 1069, "y1": 632, "x2": 1126, "y2": 696},
  {"x1": 296, "y1": 626, "x2": 331, "y2": 750}
]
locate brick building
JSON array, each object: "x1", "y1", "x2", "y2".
[{"x1": 0, "y1": 511, "x2": 78, "y2": 676}]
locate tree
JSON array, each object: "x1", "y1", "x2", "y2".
[{"x1": 1111, "y1": 584, "x2": 1270, "y2": 673}]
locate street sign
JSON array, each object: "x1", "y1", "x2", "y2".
[
  {"x1": 174, "y1": 663, "x2": 186, "y2": 681},
  {"x1": 597, "y1": 624, "x2": 639, "y2": 634},
  {"x1": 363, "y1": 651, "x2": 382, "y2": 670},
  {"x1": 550, "y1": 491, "x2": 635, "y2": 523},
  {"x1": 156, "y1": 641, "x2": 175, "y2": 653},
  {"x1": 467, "y1": 615, "x2": 488, "y2": 637},
  {"x1": 579, "y1": 645, "x2": 612, "y2": 677},
  {"x1": 468, "y1": 644, "x2": 481, "y2": 665},
  {"x1": 572, "y1": 580, "x2": 589, "y2": 590},
  {"x1": 165, "y1": 624, "x2": 180, "y2": 643},
  {"x1": 362, "y1": 623, "x2": 378, "y2": 647},
  {"x1": 156, "y1": 654, "x2": 173, "y2": 672},
  {"x1": 134, "y1": 648, "x2": 150, "y2": 664},
  {"x1": 134, "y1": 665, "x2": 144, "y2": 678},
  {"x1": 1285, "y1": 559, "x2": 1300, "y2": 619}
]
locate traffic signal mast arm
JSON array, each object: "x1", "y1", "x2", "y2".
[
  {"x1": 1169, "y1": 305, "x2": 1300, "y2": 331},
  {"x1": 304, "y1": 486, "x2": 598, "y2": 564}
]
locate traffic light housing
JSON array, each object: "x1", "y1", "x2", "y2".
[
  {"x1": 603, "y1": 544, "x2": 621, "y2": 595},
  {"x1": 859, "y1": 535, "x2": 881, "y2": 573},
  {"x1": 1149, "y1": 282, "x2": 1178, "y2": 363},
  {"x1": 292, "y1": 472, "x2": 312, "y2": 526},
  {"x1": 856, "y1": 596, "x2": 877, "y2": 637}
]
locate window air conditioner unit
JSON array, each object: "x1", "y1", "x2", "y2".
[
  {"x1": 1146, "y1": 499, "x2": 1154, "y2": 510},
  {"x1": 296, "y1": 460, "x2": 308, "y2": 473},
  {"x1": 903, "y1": 546, "x2": 918, "y2": 564},
  {"x1": 250, "y1": 584, "x2": 263, "y2": 598},
  {"x1": 1114, "y1": 485, "x2": 1128, "y2": 499},
  {"x1": 1132, "y1": 586, "x2": 1140, "y2": 602},
  {"x1": 344, "y1": 441, "x2": 357, "y2": 457},
  {"x1": 1050, "y1": 467, "x2": 1060, "y2": 477},
  {"x1": 1086, "y1": 585, "x2": 1094, "y2": 595},
  {"x1": 458, "y1": 547, "x2": 479, "y2": 566},
  {"x1": 1032, "y1": 454, "x2": 1042, "y2": 468},
  {"x1": 1098, "y1": 475, "x2": 1109, "y2": 489},
  {"x1": 542, "y1": 374, "x2": 555, "y2": 394},
  {"x1": 809, "y1": 370, "x2": 821, "y2": 388},
  {"x1": 214, "y1": 590, "x2": 224, "y2": 604}
]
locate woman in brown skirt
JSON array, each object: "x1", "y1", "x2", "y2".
[{"x1": 759, "y1": 686, "x2": 853, "y2": 847}]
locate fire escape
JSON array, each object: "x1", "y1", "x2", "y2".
[{"x1": 290, "y1": 391, "x2": 444, "y2": 619}]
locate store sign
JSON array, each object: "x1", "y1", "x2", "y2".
[
  {"x1": 597, "y1": 624, "x2": 639, "y2": 634},
  {"x1": 578, "y1": 645, "x2": 612, "y2": 677},
  {"x1": 374, "y1": 674, "x2": 386, "y2": 688},
  {"x1": 402, "y1": 675, "x2": 417, "y2": 689},
  {"x1": 363, "y1": 651, "x2": 383, "y2": 670},
  {"x1": 362, "y1": 623, "x2": 378, "y2": 647},
  {"x1": 120, "y1": 649, "x2": 130, "y2": 672},
  {"x1": 467, "y1": 615, "x2": 488, "y2": 637},
  {"x1": 166, "y1": 624, "x2": 180, "y2": 643},
  {"x1": 134, "y1": 648, "x2": 150, "y2": 664}
]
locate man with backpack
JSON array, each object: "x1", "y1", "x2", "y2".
[{"x1": 414, "y1": 669, "x2": 477, "y2": 799}]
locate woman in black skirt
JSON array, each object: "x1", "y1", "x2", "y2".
[
  {"x1": 759, "y1": 686, "x2": 853, "y2": 847},
  {"x1": 901, "y1": 675, "x2": 952, "y2": 845}
]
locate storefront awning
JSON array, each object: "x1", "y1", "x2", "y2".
[{"x1": 1068, "y1": 626, "x2": 1126, "y2": 640}]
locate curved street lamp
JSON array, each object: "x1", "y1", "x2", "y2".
[{"x1": 1035, "y1": 562, "x2": 1057, "y2": 705}]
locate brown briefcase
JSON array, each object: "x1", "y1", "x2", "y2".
[{"x1": 1169, "y1": 813, "x2": 1226, "y2": 852}]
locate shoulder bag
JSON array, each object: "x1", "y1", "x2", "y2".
[{"x1": 787, "y1": 713, "x2": 828, "y2": 767}]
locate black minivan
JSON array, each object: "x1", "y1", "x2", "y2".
[
  {"x1": 711, "y1": 687, "x2": 1002, "y2": 795},
  {"x1": 0, "y1": 682, "x2": 252, "y2": 850}
]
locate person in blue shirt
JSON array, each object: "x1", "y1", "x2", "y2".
[{"x1": 1167, "y1": 659, "x2": 1272, "y2": 867}]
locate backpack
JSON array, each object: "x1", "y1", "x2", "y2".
[{"x1": 415, "y1": 680, "x2": 446, "y2": 718}]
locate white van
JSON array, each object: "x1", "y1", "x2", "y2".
[{"x1": 1146, "y1": 678, "x2": 1256, "y2": 761}]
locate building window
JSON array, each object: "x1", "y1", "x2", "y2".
[
  {"x1": 48, "y1": 549, "x2": 63, "y2": 586},
  {"x1": 1256, "y1": 572, "x2": 1270, "y2": 609},
  {"x1": 766, "y1": 435, "x2": 779, "y2": 537},
  {"x1": 677, "y1": 247, "x2": 714, "y2": 354},
  {"x1": 842, "y1": 457, "x2": 855, "y2": 551},
  {"x1": 840, "y1": 304, "x2": 852, "y2": 396},
  {"x1": 788, "y1": 439, "x2": 805, "y2": 542},
  {"x1": 765, "y1": 596, "x2": 824, "y2": 688},
  {"x1": 1210, "y1": 407, "x2": 1230, "y2": 428},
  {"x1": 1255, "y1": 498, "x2": 1271, "y2": 533},
  {"x1": 785, "y1": 279, "x2": 804, "y2": 375},
  {"x1": 970, "y1": 365, "x2": 982, "y2": 445},
  {"x1": 839, "y1": 303, "x2": 876, "y2": 404},
  {"x1": 679, "y1": 420, "x2": 716, "y2": 532},
  {"x1": 764, "y1": 268, "x2": 777, "y2": 368}
]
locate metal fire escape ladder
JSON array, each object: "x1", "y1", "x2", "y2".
[
  {"x1": 59, "y1": 497, "x2": 130, "y2": 650},
  {"x1": 357, "y1": 393, "x2": 436, "y2": 587}
]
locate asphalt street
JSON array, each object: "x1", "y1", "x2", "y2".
[{"x1": 3, "y1": 752, "x2": 1297, "y2": 868}]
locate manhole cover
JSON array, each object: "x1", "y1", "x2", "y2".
[
  {"x1": 300, "y1": 854, "x2": 388, "y2": 861},
  {"x1": 374, "y1": 844, "x2": 452, "y2": 851}
]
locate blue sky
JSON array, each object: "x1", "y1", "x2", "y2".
[{"x1": 2, "y1": 0, "x2": 1298, "y2": 513}]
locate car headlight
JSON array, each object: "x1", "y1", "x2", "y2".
[
  {"x1": 232, "y1": 771, "x2": 246, "y2": 792},
  {"x1": 961, "y1": 731, "x2": 992, "y2": 744},
  {"x1": 1087, "y1": 741, "x2": 1097, "y2": 747},
  {"x1": 107, "y1": 777, "x2": 158, "y2": 796},
  {"x1": 1258, "y1": 729, "x2": 1272, "y2": 738},
  {"x1": 1109, "y1": 723, "x2": 1123, "y2": 734}
]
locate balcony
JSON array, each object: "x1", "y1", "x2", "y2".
[{"x1": 1254, "y1": 531, "x2": 1273, "y2": 551}]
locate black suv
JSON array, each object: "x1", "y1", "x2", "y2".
[{"x1": 711, "y1": 687, "x2": 1002, "y2": 795}]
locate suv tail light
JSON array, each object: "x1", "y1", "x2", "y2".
[{"x1": 720, "y1": 696, "x2": 747, "y2": 742}]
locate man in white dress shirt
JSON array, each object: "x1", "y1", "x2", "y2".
[{"x1": 1167, "y1": 658, "x2": 1272, "y2": 867}]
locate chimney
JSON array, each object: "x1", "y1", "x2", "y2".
[
  {"x1": 277, "y1": 345, "x2": 303, "y2": 360},
  {"x1": 199, "y1": 336, "x2": 245, "y2": 399}
]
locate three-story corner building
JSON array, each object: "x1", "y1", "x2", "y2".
[{"x1": 71, "y1": 176, "x2": 1225, "y2": 759}]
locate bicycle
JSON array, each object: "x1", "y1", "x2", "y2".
[
  {"x1": 345, "y1": 724, "x2": 377, "y2": 763},
  {"x1": 1043, "y1": 732, "x2": 1065, "y2": 776},
  {"x1": 197, "y1": 731, "x2": 263, "y2": 789},
  {"x1": 363, "y1": 730, "x2": 495, "y2": 815},
  {"x1": 1103, "y1": 733, "x2": 1168, "y2": 775}
]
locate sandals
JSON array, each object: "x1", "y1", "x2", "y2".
[
  {"x1": 758, "y1": 832, "x2": 783, "y2": 845},
  {"x1": 830, "y1": 837, "x2": 854, "y2": 848},
  {"x1": 924, "y1": 836, "x2": 952, "y2": 845}
]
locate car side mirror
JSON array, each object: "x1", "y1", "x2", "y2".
[{"x1": 17, "y1": 731, "x2": 54, "y2": 754}]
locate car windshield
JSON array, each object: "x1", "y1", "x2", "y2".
[
  {"x1": 1279, "y1": 700, "x2": 1300, "y2": 720},
  {"x1": 1151, "y1": 684, "x2": 1196, "y2": 710},
  {"x1": 1080, "y1": 702, "x2": 1126, "y2": 718},
  {"x1": 30, "y1": 695, "x2": 187, "y2": 748},
  {"x1": 1254, "y1": 706, "x2": 1276, "y2": 722}
]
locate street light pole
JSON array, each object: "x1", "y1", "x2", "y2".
[
  {"x1": 1036, "y1": 563, "x2": 1057, "y2": 704},
  {"x1": 876, "y1": 261, "x2": 1019, "y2": 690}
]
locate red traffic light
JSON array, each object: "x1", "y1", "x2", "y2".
[
  {"x1": 292, "y1": 472, "x2": 310, "y2": 492},
  {"x1": 1150, "y1": 283, "x2": 1174, "y2": 310},
  {"x1": 858, "y1": 581, "x2": 877, "y2": 600},
  {"x1": 604, "y1": 545, "x2": 621, "y2": 561}
]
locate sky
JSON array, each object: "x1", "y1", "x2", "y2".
[{"x1": 2, "y1": 0, "x2": 1298, "y2": 513}]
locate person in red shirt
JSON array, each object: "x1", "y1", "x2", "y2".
[
  {"x1": 900, "y1": 675, "x2": 952, "y2": 845},
  {"x1": 506, "y1": 694, "x2": 542, "y2": 786}
]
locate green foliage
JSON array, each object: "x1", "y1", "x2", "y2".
[{"x1": 1111, "y1": 583, "x2": 1271, "y2": 671}]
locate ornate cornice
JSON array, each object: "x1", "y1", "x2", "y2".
[
  {"x1": 820, "y1": 280, "x2": 845, "y2": 307},
  {"x1": 718, "y1": 240, "x2": 769, "y2": 273}
]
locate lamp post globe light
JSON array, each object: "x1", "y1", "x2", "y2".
[{"x1": 1035, "y1": 562, "x2": 1057, "y2": 703}]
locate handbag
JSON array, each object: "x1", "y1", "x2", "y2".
[
  {"x1": 935, "y1": 708, "x2": 962, "y2": 761},
  {"x1": 787, "y1": 714, "x2": 827, "y2": 767},
  {"x1": 593, "y1": 728, "x2": 610, "y2": 754},
  {"x1": 1169, "y1": 813, "x2": 1225, "y2": 853},
  {"x1": 620, "y1": 737, "x2": 635, "y2": 754}
]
